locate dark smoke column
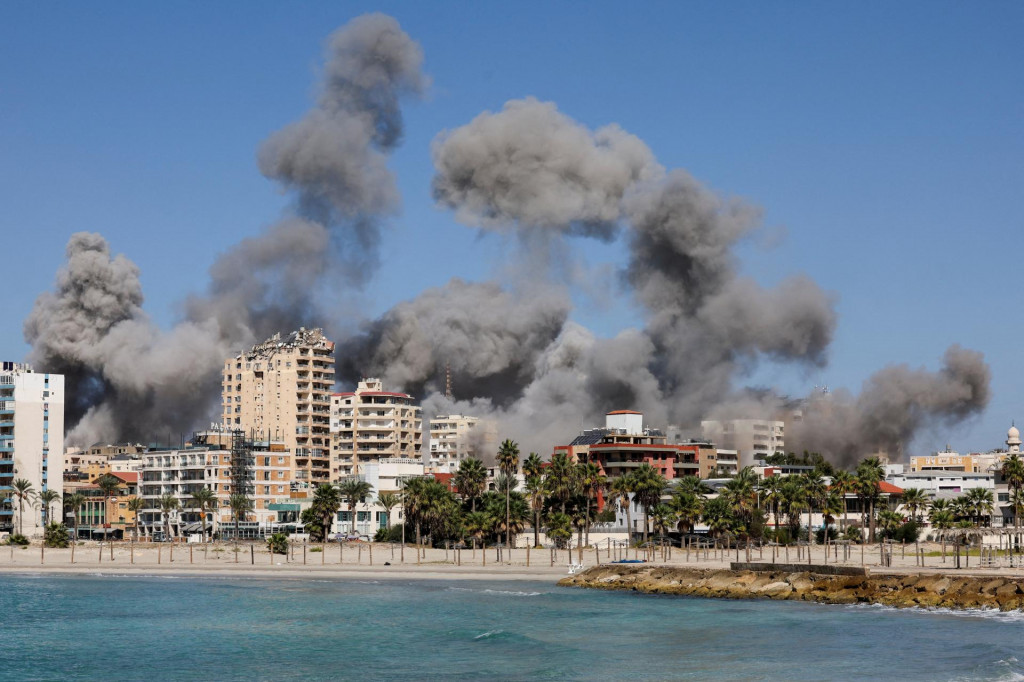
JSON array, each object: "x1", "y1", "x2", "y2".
[{"x1": 24, "y1": 13, "x2": 427, "y2": 445}]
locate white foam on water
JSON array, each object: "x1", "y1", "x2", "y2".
[{"x1": 473, "y1": 629, "x2": 503, "y2": 640}]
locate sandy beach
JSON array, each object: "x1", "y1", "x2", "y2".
[{"x1": 5, "y1": 538, "x2": 1024, "y2": 582}]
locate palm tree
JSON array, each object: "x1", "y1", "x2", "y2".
[
  {"x1": 830, "y1": 470, "x2": 856, "y2": 531},
  {"x1": 802, "y1": 473, "x2": 826, "y2": 547},
  {"x1": 609, "y1": 473, "x2": 635, "y2": 543},
  {"x1": 338, "y1": 479, "x2": 374, "y2": 535},
  {"x1": 12, "y1": 478, "x2": 35, "y2": 536},
  {"x1": 900, "y1": 488, "x2": 930, "y2": 524},
  {"x1": 578, "y1": 462, "x2": 606, "y2": 547},
  {"x1": 464, "y1": 511, "x2": 489, "y2": 551},
  {"x1": 311, "y1": 483, "x2": 342, "y2": 540},
  {"x1": 497, "y1": 439, "x2": 520, "y2": 551},
  {"x1": 522, "y1": 453, "x2": 545, "y2": 548},
  {"x1": 544, "y1": 452, "x2": 577, "y2": 514},
  {"x1": 651, "y1": 504, "x2": 676, "y2": 549},
  {"x1": 781, "y1": 476, "x2": 806, "y2": 542},
  {"x1": 96, "y1": 474, "x2": 123, "y2": 541},
  {"x1": 402, "y1": 477, "x2": 428, "y2": 550},
  {"x1": 670, "y1": 489, "x2": 704, "y2": 537},
  {"x1": 229, "y1": 494, "x2": 253, "y2": 541},
  {"x1": 64, "y1": 492, "x2": 86, "y2": 543},
  {"x1": 159, "y1": 493, "x2": 179, "y2": 541},
  {"x1": 966, "y1": 487, "x2": 994, "y2": 527},
  {"x1": 878, "y1": 509, "x2": 904, "y2": 538},
  {"x1": 38, "y1": 489, "x2": 61, "y2": 527},
  {"x1": 759, "y1": 476, "x2": 784, "y2": 539},
  {"x1": 453, "y1": 458, "x2": 487, "y2": 512},
  {"x1": 631, "y1": 464, "x2": 667, "y2": 545},
  {"x1": 856, "y1": 457, "x2": 884, "y2": 543},
  {"x1": 820, "y1": 491, "x2": 843, "y2": 550},
  {"x1": 1002, "y1": 453, "x2": 1024, "y2": 534},
  {"x1": 190, "y1": 487, "x2": 218, "y2": 543},
  {"x1": 127, "y1": 497, "x2": 145, "y2": 542},
  {"x1": 702, "y1": 496, "x2": 734, "y2": 540},
  {"x1": 376, "y1": 492, "x2": 399, "y2": 531}
]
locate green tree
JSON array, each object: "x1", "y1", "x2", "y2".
[
  {"x1": 578, "y1": 462, "x2": 606, "y2": 547},
  {"x1": 702, "y1": 496, "x2": 734, "y2": 539},
  {"x1": 1001, "y1": 453, "x2": 1024, "y2": 530},
  {"x1": 464, "y1": 511, "x2": 489, "y2": 550},
  {"x1": 899, "y1": 488, "x2": 930, "y2": 524},
  {"x1": 402, "y1": 477, "x2": 429, "y2": 549},
  {"x1": 631, "y1": 464, "x2": 667, "y2": 545},
  {"x1": 229, "y1": 494, "x2": 253, "y2": 541},
  {"x1": 38, "y1": 489, "x2": 61, "y2": 527},
  {"x1": 376, "y1": 492, "x2": 399, "y2": 530},
  {"x1": 670, "y1": 488, "x2": 704, "y2": 536},
  {"x1": 802, "y1": 473, "x2": 827, "y2": 548},
  {"x1": 190, "y1": 487, "x2": 218, "y2": 543},
  {"x1": 43, "y1": 522, "x2": 69, "y2": 548},
  {"x1": 545, "y1": 511, "x2": 573, "y2": 549},
  {"x1": 856, "y1": 457, "x2": 884, "y2": 543},
  {"x1": 96, "y1": 474, "x2": 123, "y2": 541},
  {"x1": 338, "y1": 479, "x2": 374, "y2": 534},
  {"x1": 651, "y1": 504, "x2": 676, "y2": 547},
  {"x1": 497, "y1": 439, "x2": 520, "y2": 550},
  {"x1": 127, "y1": 496, "x2": 145, "y2": 542},
  {"x1": 310, "y1": 484, "x2": 342, "y2": 541},
  {"x1": 877, "y1": 509, "x2": 904, "y2": 537},
  {"x1": 544, "y1": 452, "x2": 577, "y2": 514},
  {"x1": 159, "y1": 493, "x2": 180, "y2": 541},
  {"x1": 608, "y1": 473, "x2": 635, "y2": 541},
  {"x1": 830, "y1": 470, "x2": 856, "y2": 534},
  {"x1": 759, "y1": 476, "x2": 784, "y2": 539},
  {"x1": 267, "y1": 532, "x2": 288, "y2": 555},
  {"x1": 453, "y1": 458, "x2": 487, "y2": 513},
  {"x1": 12, "y1": 478, "x2": 35, "y2": 536},
  {"x1": 64, "y1": 492, "x2": 86, "y2": 544},
  {"x1": 522, "y1": 453, "x2": 545, "y2": 548},
  {"x1": 966, "y1": 487, "x2": 994, "y2": 527}
]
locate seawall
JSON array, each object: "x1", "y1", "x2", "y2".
[{"x1": 558, "y1": 565, "x2": 1024, "y2": 611}]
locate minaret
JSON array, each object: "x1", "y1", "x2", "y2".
[{"x1": 1008, "y1": 422, "x2": 1021, "y2": 454}]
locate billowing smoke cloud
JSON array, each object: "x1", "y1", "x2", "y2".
[
  {"x1": 353, "y1": 97, "x2": 986, "y2": 460},
  {"x1": 26, "y1": 27, "x2": 991, "y2": 463},
  {"x1": 339, "y1": 278, "x2": 571, "y2": 401},
  {"x1": 432, "y1": 97, "x2": 661, "y2": 239},
  {"x1": 789, "y1": 345, "x2": 991, "y2": 467},
  {"x1": 25, "y1": 14, "x2": 426, "y2": 444}
]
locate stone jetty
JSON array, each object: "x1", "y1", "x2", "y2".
[{"x1": 559, "y1": 564, "x2": 1024, "y2": 611}]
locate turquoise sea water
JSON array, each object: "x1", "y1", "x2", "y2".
[{"x1": 1, "y1": 574, "x2": 1023, "y2": 681}]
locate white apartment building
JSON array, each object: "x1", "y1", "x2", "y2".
[
  {"x1": 0, "y1": 362, "x2": 64, "y2": 534},
  {"x1": 138, "y1": 435, "x2": 295, "y2": 538},
  {"x1": 701, "y1": 419, "x2": 785, "y2": 469},
  {"x1": 222, "y1": 328, "x2": 335, "y2": 487},
  {"x1": 427, "y1": 414, "x2": 497, "y2": 473},
  {"x1": 331, "y1": 379, "x2": 422, "y2": 479}
]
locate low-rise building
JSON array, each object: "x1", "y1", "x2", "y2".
[{"x1": 427, "y1": 414, "x2": 497, "y2": 473}]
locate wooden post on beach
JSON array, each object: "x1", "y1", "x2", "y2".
[
  {"x1": 595, "y1": 545, "x2": 600, "y2": 567},
  {"x1": 71, "y1": 540, "x2": 75, "y2": 564},
  {"x1": 369, "y1": 543, "x2": 373, "y2": 566},
  {"x1": 190, "y1": 544, "x2": 193, "y2": 564},
  {"x1": 170, "y1": 542, "x2": 174, "y2": 563},
  {"x1": 303, "y1": 540, "x2": 306, "y2": 565},
  {"x1": 417, "y1": 542, "x2": 421, "y2": 566},
  {"x1": 550, "y1": 547, "x2": 553, "y2": 568},
  {"x1": 98, "y1": 541, "x2": 103, "y2": 563},
  {"x1": 131, "y1": 541, "x2": 134, "y2": 565},
  {"x1": 526, "y1": 545, "x2": 530, "y2": 568},
  {"x1": 40, "y1": 544, "x2": 44, "y2": 565},
  {"x1": 158, "y1": 544, "x2": 162, "y2": 564},
  {"x1": 358, "y1": 543, "x2": 362, "y2": 565},
  {"x1": 482, "y1": 545, "x2": 485, "y2": 566},
  {"x1": 457, "y1": 547, "x2": 461, "y2": 566},
  {"x1": 110, "y1": 540, "x2": 114, "y2": 561}
]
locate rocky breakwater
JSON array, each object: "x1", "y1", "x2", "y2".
[{"x1": 559, "y1": 566, "x2": 1024, "y2": 611}]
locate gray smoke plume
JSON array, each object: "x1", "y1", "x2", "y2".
[
  {"x1": 339, "y1": 278, "x2": 571, "y2": 402},
  {"x1": 432, "y1": 97, "x2": 661, "y2": 239},
  {"x1": 788, "y1": 345, "x2": 991, "y2": 467},
  {"x1": 25, "y1": 14, "x2": 426, "y2": 444}
]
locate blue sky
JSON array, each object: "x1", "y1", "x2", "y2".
[{"x1": 1, "y1": 2, "x2": 1021, "y2": 454}]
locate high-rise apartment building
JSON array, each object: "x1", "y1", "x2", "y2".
[
  {"x1": 222, "y1": 328, "x2": 335, "y2": 486},
  {"x1": 330, "y1": 378, "x2": 422, "y2": 479},
  {"x1": 427, "y1": 414, "x2": 497, "y2": 473},
  {"x1": 0, "y1": 362, "x2": 65, "y2": 534}
]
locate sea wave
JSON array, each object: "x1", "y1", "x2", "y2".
[
  {"x1": 446, "y1": 586, "x2": 542, "y2": 597},
  {"x1": 473, "y1": 629, "x2": 503, "y2": 640},
  {"x1": 844, "y1": 602, "x2": 1024, "y2": 623}
]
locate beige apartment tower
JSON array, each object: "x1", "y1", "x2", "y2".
[
  {"x1": 331, "y1": 379, "x2": 422, "y2": 479},
  {"x1": 222, "y1": 328, "x2": 335, "y2": 487}
]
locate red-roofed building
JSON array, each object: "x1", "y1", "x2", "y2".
[
  {"x1": 553, "y1": 411, "x2": 700, "y2": 510},
  {"x1": 331, "y1": 378, "x2": 422, "y2": 479}
]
